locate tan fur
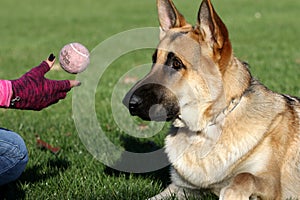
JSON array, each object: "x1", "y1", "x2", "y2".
[{"x1": 133, "y1": 0, "x2": 300, "y2": 199}]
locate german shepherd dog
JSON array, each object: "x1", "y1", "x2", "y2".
[{"x1": 123, "y1": 0, "x2": 300, "y2": 199}]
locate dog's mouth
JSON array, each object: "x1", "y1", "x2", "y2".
[
  {"x1": 172, "y1": 114, "x2": 186, "y2": 128},
  {"x1": 130, "y1": 103, "x2": 180, "y2": 122}
]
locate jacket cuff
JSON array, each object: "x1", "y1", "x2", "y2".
[
  {"x1": 41, "y1": 60, "x2": 51, "y2": 72},
  {"x1": 0, "y1": 80, "x2": 13, "y2": 107}
]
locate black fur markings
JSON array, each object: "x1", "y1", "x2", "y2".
[{"x1": 282, "y1": 94, "x2": 300, "y2": 105}]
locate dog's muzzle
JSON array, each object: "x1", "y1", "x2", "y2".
[{"x1": 123, "y1": 83, "x2": 180, "y2": 122}]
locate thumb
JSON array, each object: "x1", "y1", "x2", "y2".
[{"x1": 69, "y1": 80, "x2": 81, "y2": 88}]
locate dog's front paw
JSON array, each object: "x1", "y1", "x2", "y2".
[
  {"x1": 220, "y1": 187, "x2": 250, "y2": 200},
  {"x1": 147, "y1": 184, "x2": 178, "y2": 200},
  {"x1": 147, "y1": 183, "x2": 206, "y2": 200}
]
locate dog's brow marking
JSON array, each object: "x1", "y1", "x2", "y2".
[
  {"x1": 169, "y1": 31, "x2": 188, "y2": 42},
  {"x1": 180, "y1": 31, "x2": 189, "y2": 34}
]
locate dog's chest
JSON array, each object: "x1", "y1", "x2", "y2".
[
  {"x1": 165, "y1": 123, "x2": 273, "y2": 188},
  {"x1": 165, "y1": 126, "x2": 229, "y2": 187}
]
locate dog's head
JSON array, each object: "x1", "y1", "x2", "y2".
[{"x1": 123, "y1": 0, "x2": 250, "y2": 131}]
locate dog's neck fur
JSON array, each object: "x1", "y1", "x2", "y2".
[
  {"x1": 208, "y1": 57, "x2": 252, "y2": 127},
  {"x1": 223, "y1": 57, "x2": 252, "y2": 104},
  {"x1": 173, "y1": 57, "x2": 252, "y2": 135},
  {"x1": 173, "y1": 92, "x2": 243, "y2": 132},
  {"x1": 170, "y1": 95, "x2": 244, "y2": 159}
]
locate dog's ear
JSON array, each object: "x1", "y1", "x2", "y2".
[
  {"x1": 197, "y1": 0, "x2": 232, "y2": 73},
  {"x1": 157, "y1": 0, "x2": 187, "y2": 39}
]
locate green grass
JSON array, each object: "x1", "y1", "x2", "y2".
[{"x1": 0, "y1": 0, "x2": 299, "y2": 199}]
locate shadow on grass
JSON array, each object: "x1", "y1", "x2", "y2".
[
  {"x1": 0, "y1": 157, "x2": 70, "y2": 200},
  {"x1": 120, "y1": 134, "x2": 163, "y2": 153},
  {"x1": 103, "y1": 135, "x2": 218, "y2": 200},
  {"x1": 104, "y1": 165, "x2": 171, "y2": 186},
  {"x1": 105, "y1": 135, "x2": 171, "y2": 186},
  {"x1": 20, "y1": 157, "x2": 70, "y2": 184}
]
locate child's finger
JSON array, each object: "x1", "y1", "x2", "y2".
[
  {"x1": 69, "y1": 80, "x2": 81, "y2": 88},
  {"x1": 48, "y1": 53, "x2": 55, "y2": 61},
  {"x1": 46, "y1": 54, "x2": 56, "y2": 69}
]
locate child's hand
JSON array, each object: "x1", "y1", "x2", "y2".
[{"x1": 9, "y1": 54, "x2": 81, "y2": 110}]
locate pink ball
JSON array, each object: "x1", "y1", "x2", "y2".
[{"x1": 59, "y1": 42, "x2": 90, "y2": 74}]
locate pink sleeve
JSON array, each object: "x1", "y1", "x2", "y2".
[{"x1": 0, "y1": 80, "x2": 13, "y2": 107}]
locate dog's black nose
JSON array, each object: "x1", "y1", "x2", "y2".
[{"x1": 128, "y1": 94, "x2": 142, "y2": 116}]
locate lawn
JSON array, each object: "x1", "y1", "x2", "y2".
[{"x1": 0, "y1": 0, "x2": 299, "y2": 199}]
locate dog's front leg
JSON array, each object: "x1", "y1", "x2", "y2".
[
  {"x1": 220, "y1": 172, "x2": 281, "y2": 200},
  {"x1": 219, "y1": 173, "x2": 262, "y2": 200}
]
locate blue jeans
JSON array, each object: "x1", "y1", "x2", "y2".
[{"x1": 0, "y1": 128, "x2": 28, "y2": 186}]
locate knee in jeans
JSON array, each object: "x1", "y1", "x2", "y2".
[{"x1": 0, "y1": 130, "x2": 29, "y2": 185}]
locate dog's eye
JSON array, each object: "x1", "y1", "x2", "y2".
[{"x1": 172, "y1": 57, "x2": 184, "y2": 70}]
